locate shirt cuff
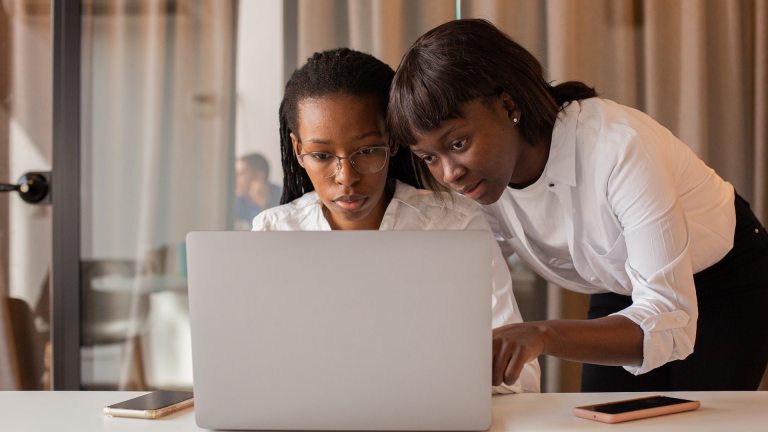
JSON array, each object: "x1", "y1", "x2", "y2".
[
  {"x1": 613, "y1": 306, "x2": 694, "y2": 375},
  {"x1": 493, "y1": 382, "x2": 523, "y2": 394}
]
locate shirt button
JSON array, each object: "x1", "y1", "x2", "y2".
[{"x1": 548, "y1": 183, "x2": 555, "y2": 188}]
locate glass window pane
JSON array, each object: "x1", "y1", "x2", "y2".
[{"x1": 79, "y1": 0, "x2": 236, "y2": 390}]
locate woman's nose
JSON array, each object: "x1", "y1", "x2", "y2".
[
  {"x1": 334, "y1": 158, "x2": 360, "y2": 186},
  {"x1": 441, "y1": 159, "x2": 466, "y2": 185}
]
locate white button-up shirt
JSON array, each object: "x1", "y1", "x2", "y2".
[
  {"x1": 253, "y1": 180, "x2": 541, "y2": 393},
  {"x1": 483, "y1": 98, "x2": 736, "y2": 375}
]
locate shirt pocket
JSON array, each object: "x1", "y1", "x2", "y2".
[{"x1": 582, "y1": 233, "x2": 631, "y2": 291}]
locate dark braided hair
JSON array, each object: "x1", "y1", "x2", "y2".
[
  {"x1": 279, "y1": 48, "x2": 420, "y2": 204},
  {"x1": 388, "y1": 19, "x2": 597, "y2": 191}
]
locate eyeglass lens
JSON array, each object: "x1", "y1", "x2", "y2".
[{"x1": 301, "y1": 147, "x2": 389, "y2": 177}]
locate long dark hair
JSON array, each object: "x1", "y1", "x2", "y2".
[
  {"x1": 388, "y1": 19, "x2": 596, "y2": 190},
  {"x1": 278, "y1": 48, "x2": 420, "y2": 204}
]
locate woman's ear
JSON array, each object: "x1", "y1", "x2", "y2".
[
  {"x1": 499, "y1": 92, "x2": 521, "y2": 125},
  {"x1": 290, "y1": 132, "x2": 304, "y2": 167},
  {"x1": 389, "y1": 141, "x2": 399, "y2": 156}
]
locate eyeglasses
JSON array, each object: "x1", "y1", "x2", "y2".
[{"x1": 297, "y1": 146, "x2": 390, "y2": 178}]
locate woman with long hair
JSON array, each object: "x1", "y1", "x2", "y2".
[{"x1": 388, "y1": 19, "x2": 768, "y2": 392}]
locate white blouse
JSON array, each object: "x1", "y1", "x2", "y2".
[
  {"x1": 253, "y1": 180, "x2": 541, "y2": 393},
  {"x1": 483, "y1": 98, "x2": 735, "y2": 375}
]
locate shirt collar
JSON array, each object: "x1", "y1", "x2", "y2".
[
  {"x1": 545, "y1": 100, "x2": 580, "y2": 187},
  {"x1": 311, "y1": 180, "x2": 424, "y2": 230},
  {"x1": 300, "y1": 191, "x2": 332, "y2": 230},
  {"x1": 379, "y1": 181, "x2": 427, "y2": 230}
]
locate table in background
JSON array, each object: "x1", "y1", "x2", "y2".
[
  {"x1": 89, "y1": 274, "x2": 192, "y2": 389},
  {"x1": 2, "y1": 391, "x2": 766, "y2": 431}
]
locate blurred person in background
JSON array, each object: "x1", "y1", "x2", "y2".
[{"x1": 235, "y1": 152, "x2": 281, "y2": 229}]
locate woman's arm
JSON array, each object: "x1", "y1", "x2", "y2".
[
  {"x1": 491, "y1": 315, "x2": 643, "y2": 386},
  {"x1": 489, "y1": 240, "x2": 542, "y2": 393},
  {"x1": 462, "y1": 201, "x2": 542, "y2": 392}
]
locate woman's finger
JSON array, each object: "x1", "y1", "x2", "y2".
[
  {"x1": 492, "y1": 337, "x2": 512, "y2": 386},
  {"x1": 503, "y1": 345, "x2": 526, "y2": 385}
]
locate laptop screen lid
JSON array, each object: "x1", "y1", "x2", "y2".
[{"x1": 187, "y1": 230, "x2": 492, "y2": 430}]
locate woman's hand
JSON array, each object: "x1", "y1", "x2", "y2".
[
  {"x1": 492, "y1": 316, "x2": 644, "y2": 386},
  {"x1": 492, "y1": 323, "x2": 546, "y2": 386}
]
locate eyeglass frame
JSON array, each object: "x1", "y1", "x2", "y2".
[{"x1": 295, "y1": 144, "x2": 393, "y2": 178}]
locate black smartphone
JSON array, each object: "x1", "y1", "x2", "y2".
[
  {"x1": 573, "y1": 395, "x2": 700, "y2": 424},
  {"x1": 103, "y1": 390, "x2": 194, "y2": 419}
]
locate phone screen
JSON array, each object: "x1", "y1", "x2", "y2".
[
  {"x1": 589, "y1": 396, "x2": 692, "y2": 414},
  {"x1": 107, "y1": 391, "x2": 193, "y2": 411}
]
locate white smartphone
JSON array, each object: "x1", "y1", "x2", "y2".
[
  {"x1": 573, "y1": 395, "x2": 700, "y2": 424},
  {"x1": 103, "y1": 390, "x2": 194, "y2": 419}
]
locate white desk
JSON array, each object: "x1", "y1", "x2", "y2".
[{"x1": 2, "y1": 391, "x2": 766, "y2": 431}]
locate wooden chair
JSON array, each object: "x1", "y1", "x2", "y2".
[{"x1": 1, "y1": 297, "x2": 45, "y2": 389}]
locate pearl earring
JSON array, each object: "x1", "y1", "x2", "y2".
[{"x1": 512, "y1": 117, "x2": 519, "y2": 124}]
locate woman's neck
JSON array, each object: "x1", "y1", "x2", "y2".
[{"x1": 508, "y1": 134, "x2": 552, "y2": 189}]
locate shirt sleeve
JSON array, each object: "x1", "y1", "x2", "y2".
[
  {"x1": 463, "y1": 205, "x2": 541, "y2": 393},
  {"x1": 251, "y1": 210, "x2": 272, "y2": 231},
  {"x1": 604, "y1": 125, "x2": 698, "y2": 375}
]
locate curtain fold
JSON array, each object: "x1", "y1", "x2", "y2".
[
  {"x1": 290, "y1": 0, "x2": 455, "y2": 69},
  {"x1": 289, "y1": 0, "x2": 766, "y2": 219},
  {"x1": 754, "y1": 0, "x2": 768, "y2": 219}
]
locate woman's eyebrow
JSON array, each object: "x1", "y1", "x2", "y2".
[
  {"x1": 304, "y1": 138, "x2": 331, "y2": 144},
  {"x1": 353, "y1": 130, "x2": 382, "y2": 140},
  {"x1": 437, "y1": 124, "x2": 459, "y2": 144},
  {"x1": 411, "y1": 124, "x2": 460, "y2": 152},
  {"x1": 409, "y1": 125, "x2": 456, "y2": 153},
  {"x1": 304, "y1": 131, "x2": 381, "y2": 145}
]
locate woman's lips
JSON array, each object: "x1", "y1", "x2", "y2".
[
  {"x1": 333, "y1": 194, "x2": 367, "y2": 211},
  {"x1": 458, "y1": 180, "x2": 485, "y2": 200}
]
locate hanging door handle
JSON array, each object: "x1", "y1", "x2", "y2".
[
  {"x1": 0, "y1": 171, "x2": 52, "y2": 204},
  {"x1": 0, "y1": 183, "x2": 20, "y2": 192}
]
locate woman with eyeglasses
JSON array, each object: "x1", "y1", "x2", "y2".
[
  {"x1": 387, "y1": 19, "x2": 768, "y2": 392},
  {"x1": 251, "y1": 48, "x2": 540, "y2": 393}
]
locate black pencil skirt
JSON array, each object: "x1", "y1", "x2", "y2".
[{"x1": 581, "y1": 194, "x2": 768, "y2": 392}]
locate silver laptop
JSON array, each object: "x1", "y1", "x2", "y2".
[{"x1": 186, "y1": 230, "x2": 492, "y2": 430}]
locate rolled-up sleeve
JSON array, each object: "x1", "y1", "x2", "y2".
[{"x1": 614, "y1": 236, "x2": 697, "y2": 374}]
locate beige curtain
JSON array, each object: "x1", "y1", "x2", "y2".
[
  {"x1": 289, "y1": 0, "x2": 456, "y2": 70},
  {"x1": 288, "y1": 0, "x2": 768, "y2": 391},
  {"x1": 290, "y1": 0, "x2": 767, "y2": 218}
]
